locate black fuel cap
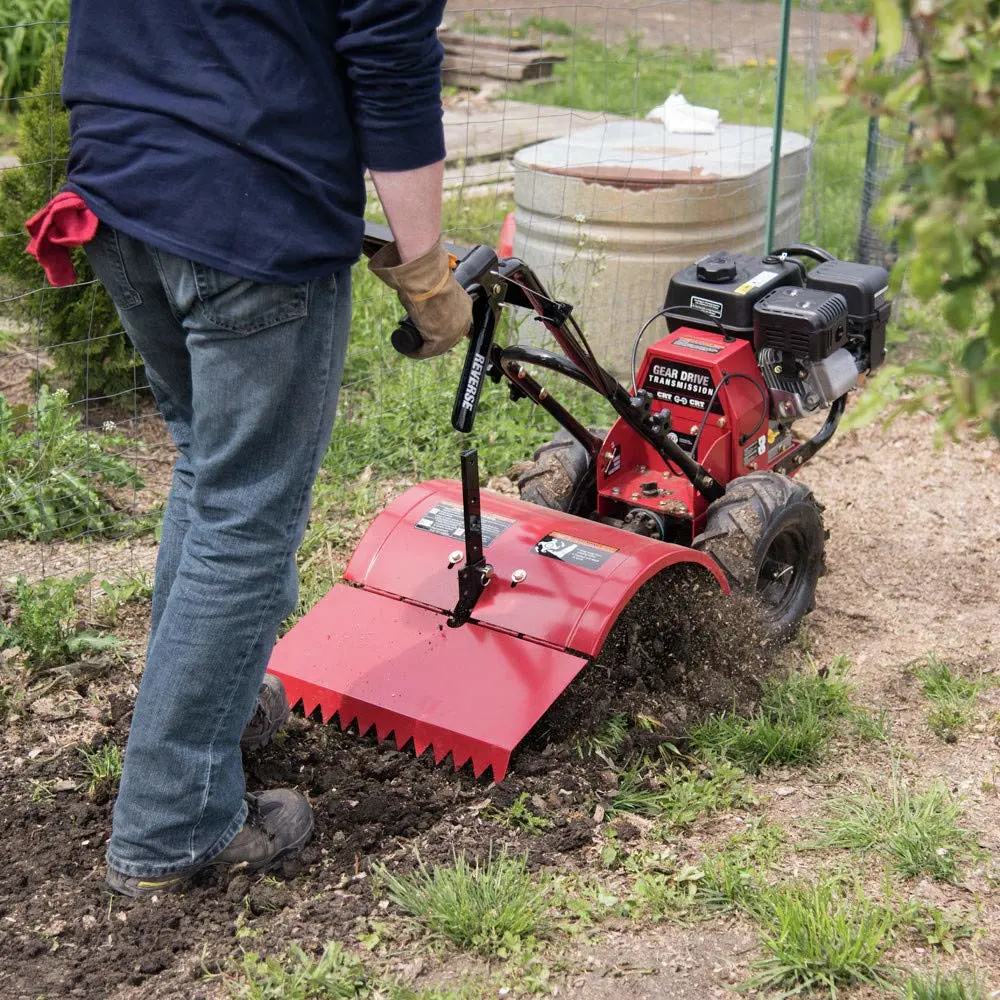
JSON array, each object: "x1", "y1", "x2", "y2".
[{"x1": 696, "y1": 252, "x2": 738, "y2": 283}]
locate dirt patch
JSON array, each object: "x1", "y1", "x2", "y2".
[{"x1": 562, "y1": 920, "x2": 759, "y2": 998}]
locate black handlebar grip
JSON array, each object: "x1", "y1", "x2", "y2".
[
  {"x1": 390, "y1": 317, "x2": 423, "y2": 355},
  {"x1": 388, "y1": 244, "x2": 498, "y2": 357}
]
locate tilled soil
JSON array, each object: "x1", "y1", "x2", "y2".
[
  {"x1": 0, "y1": 606, "x2": 766, "y2": 1000},
  {"x1": 3, "y1": 402, "x2": 1000, "y2": 998}
]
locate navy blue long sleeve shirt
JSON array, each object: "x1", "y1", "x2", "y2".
[{"x1": 62, "y1": 0, "x2": 447, "y2": 283}]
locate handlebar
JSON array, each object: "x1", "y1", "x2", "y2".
[{"x1": 390, "y1": 244, "x2": 499, "y2": 356}]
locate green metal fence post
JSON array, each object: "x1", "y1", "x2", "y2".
[{"x1": 764, "y1": 0, "x2": 793, "y2": 253}]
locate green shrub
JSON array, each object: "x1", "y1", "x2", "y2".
[
  {"x1": 835, "y1": 0, "x2": 1000, "y2": 438},
  {"x1": 0, "y1": 385, "x2": 143, "y2": 540},
  {"x1": 0, "y1": 42, "x2": 140, "y2": 402},
  {"x1": 0, "y1": 0, "x2": 68, "y2": 101}
]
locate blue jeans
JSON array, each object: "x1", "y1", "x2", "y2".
[{"x1": 85, "y1": 224, "x2": 351, "y2": 876}]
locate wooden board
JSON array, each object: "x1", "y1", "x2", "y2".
[
  {"x1": 443, "y1": 52, "x2": 561, "y2": 83},
  {"x1": 438, "y1": 29, "x2": 541, "y2": 53},
  {"x1": 443, "y1": 101, "x2": 624, "y2": 164}
]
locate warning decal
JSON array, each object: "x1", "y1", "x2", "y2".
[
  {"x1": 689, "y1": 295, "x2": 723, "y2": 319},
  {"x1": 643, "y1": 360, "x2": 723, "y2": 413},
  {"x1": 733, "y1": 270, "x2": 778, "y2": 296},
  {"x1": 534, "y1": 532, "x2": 617, "y2": 571},
  {"x1": 415, "y1": 502, "x2": 512, "y2": 546}
]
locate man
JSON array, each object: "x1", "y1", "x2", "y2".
[{"x1": 60, "y1": 0, "x2": 471, "y2": 898}]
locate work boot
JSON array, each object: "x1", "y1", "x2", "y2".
[
  {"x1": 105, "y1": 789, "x2": 314, "y2": 899},
  {"x1": 240, "y1": 673, "x2": 291, "y2": 750}
]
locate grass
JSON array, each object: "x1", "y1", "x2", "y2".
[
  {"x1": 575, "y1": 712, "x2": 629, "y2": 764},
  {"x1": 916, "y1": 656, "x2": 983, "y2": 742},
  {"x1": 814, "y1": 770, "x2": 975, "y2": 881},
  {"x1": 688, "y1": 664, "x2": 852, "y2": 773},
  {"x1": 700, "y1": 855, "x2": 897, "y2": 994},
  {"x1": 78, "y1": 742, "x2": 123, "y2": 798},
  {"x1": 901, "y1": 970, "x2": 985, "y2": 1000},
  {"x1": 373, "y1": 850, "x2": 550, "y2": 956},
  {"x1": 750, "y1": 880, "x2": 896, "y2": 996},
  {"x1": 851, "y1": 705, "x2": 893, "y2": 742}
]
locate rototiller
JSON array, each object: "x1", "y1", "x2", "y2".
[{"x1": 268, "y1": 223, "x2": 890, "y2": 781}]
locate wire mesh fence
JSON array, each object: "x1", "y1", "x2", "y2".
[{"x1": 0, "y1": 2, "x2": 897, "y2": 616}]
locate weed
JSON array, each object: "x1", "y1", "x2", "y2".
[
  {"x1": 748, "y1": 880, "x2": 896, "y2": 996},
  {"x1": 485, "y1": 792, "x2": 552, "y2": 835},
  {"x1": 0, "y1": 387, "x2": 144, "y2": 541},
  {"x1": 689, "y1": 666, "x2": 850, "y2": 773},
  {"x1": 632, "y1": 863, "x2": 705, "y2": 920},
  {"x1": 373, "y1": 849, "x2": 549, "y2": 956},
  {"x1": 699, "y1": 853, "x2": 765, "y2": 915},
  {"x1": 916, "y1": 656, "x2": 982, "y2": 741},
  {"x1": 95, "y1": 571, "x2": 153, "y2": 625},
  {"x1": 608, "y1": 756, "x2": 751, "y2": 827},
  {"x1": 903, "y1": 903, "x2": 977, "y2": 955},
  {"x1": 575, "y1": 712, "x2": 628, "y2": 764},
  {"x1": 227, "y1": 942, "x2": 372, "y2": 999},
  {"x1": 29, "y1": 778, "x2": 55, "y2": 803},
  {"x1": 78, "y1": 742, "x2": 123, "y2": 798},
  {"x1": 815, "y1": 770, "x2": 975, "y2": 880},
  {"x1": 0, "y1": 573, "x2": 121, "y2": 675},
  {"x1": 901, "y1": 970, "x2": 985, "y2": 1000},
  {"x1": 723, "y1": 817, "x2": 787, "y2": 867}
]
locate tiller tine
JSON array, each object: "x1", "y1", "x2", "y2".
[{"x1": 268, "y1": 453, "x2": 726, "y2": 782}]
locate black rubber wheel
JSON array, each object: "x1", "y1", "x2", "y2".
[
  {"x1": 516, "y1": 429, "x2": 600, "y2": 516},
  {"x1": 693, "y1": 471, "x2": 825, "y2": 643}
]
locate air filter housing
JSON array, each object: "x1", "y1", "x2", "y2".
[
  {"x1": 753, "y1": 286, "x2": 849, "y2": 362},
  {"x1": 804, "y1": 260, "x2": 891, "y2": 371}
]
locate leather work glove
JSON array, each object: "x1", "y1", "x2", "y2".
[{"x1": 369, "y1": 241, "x2": 473, "y2": 360}]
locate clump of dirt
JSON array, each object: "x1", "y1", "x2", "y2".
[{"x1": 526, "y1": 564, "x2": 774, "y2": 753}]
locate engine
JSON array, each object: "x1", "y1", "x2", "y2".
[{"x1": 664, "y1": 249, "x2": 891, "y2": 423}]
